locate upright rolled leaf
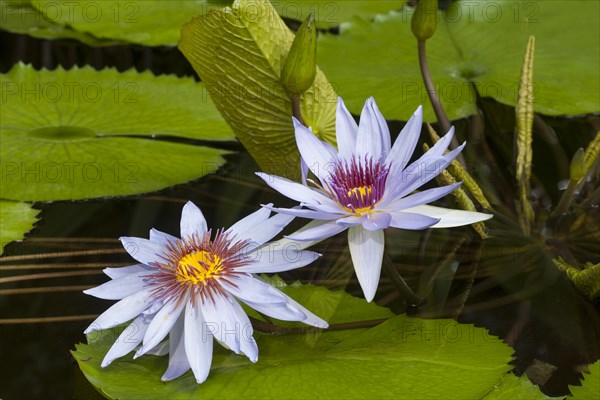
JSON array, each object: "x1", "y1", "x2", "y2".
[{"x1": 179, "y1": 0, "x2": 337, "y2": 178}]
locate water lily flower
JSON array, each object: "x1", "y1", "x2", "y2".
[
  {"x1": 257, "y1": 97, "x2": 493, "y2": 302},
  {"x1": 83, "y1": 202, "x2": 327, "y2": 384}
]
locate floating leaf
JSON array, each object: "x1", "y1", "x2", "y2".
[
  {"x1": 318, "y1": 1, "x2": 600, "y2": 121},
  {"x1": 569, "y1": 361, "x2": 600, "y2": 399},
  {"x1": 29, "y1": 0, "x2": 223, "y2": 46},
  {"x1": 73, "y1": 281, "x2": 515, "y2": 399},
  {"x1": 1, "y1": 63, "x2": 234, "y2": 201},
  {"x1": 179, "y1": 0, "x2": 337, "y2": 178},
  {"x1": 272, "y1": 0, "x2": 404, "y2": 28},
  {"x1": 481, "y1": 373, "x2": 557, "y2": 399},
  {"x1": 0, "y1": 0, "x2": 119, "y2": 46},
  {"x1": 0, "y1": 200, "x2": 39, "y2": 255}
]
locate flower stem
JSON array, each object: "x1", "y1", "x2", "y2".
[
  {"x1": 383, "y1": 254, "x2": 425, "y2": 307},
  {"x1": 291, "y1": 94, "x2": 306, "y2": 126},
  {"x1": 417, "y1": 39, "x2": 450, "y2": 134}
]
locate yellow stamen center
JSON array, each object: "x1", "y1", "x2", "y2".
[
  {"x1": 177, "y1": 250, "x2": 223, "y2": 285},
  {"x1": 347, "y1": 186, "x2": 372, "y2": 198}
]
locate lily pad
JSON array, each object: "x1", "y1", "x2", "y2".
[
  {"x1": 0, "y1": 200, "x2": 39, "y2": 255},
  {"x1": 0, "y1": 0, "x2": 119, "y2": 46},
  {"x1": 29, "y1": 0, "x2": 224, "y2": 46},
  {"x1": 272, "y1": 0, "x2": 404, "y2": 28},
  {"x1": 73, "y1": 280, "x2": 516, "y2": 399},
  {"x1": 1, "y1": 63, "x2": 234, "y2": 201},
  {"x1": 179, "y1": 0, "x2": 337, "y2": 178},
  {"x1": 317, "y1": 0, "x2": 600, "y2": 121},
  {"x1": 481, "y1": 373, "x2": 556, "y2": 399},
  {"x1": 569, "y1": 361, "x2": 600, "y2": 399}
]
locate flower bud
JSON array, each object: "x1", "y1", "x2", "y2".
[
  {"x1": 570, "y1": 147, "x2": 585, "y2": 182},
  {"x1": 282, "y1": 13, "x2": 317, "y2": 96},
  {"x1": 411, "y1": 0, "x2": 439, "y2": 41}
]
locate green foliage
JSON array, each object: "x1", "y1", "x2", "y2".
[
  {"x1": 73, "y1": 280, "x2": 520, "y2": 399},
  {"x1": 0, "y1": 200, "x2": 39, "y2": 255},
  {"x1": 29, "y1": 0, "x2": 222, "y2": 46},
  {"x1": 569, "y1": 361, "x2": 600, "y2": 399},
  {"x1": 318, "y1": 0, "x2": 600, "y2": 121},
  {"x1": 481, "y1": 373, "x2": 557, "y2": 399},
  {"x1": 179, "y1": 0, "x2": 337, "y2": 178},
  {"x1": 1, "y1": 63, "x2": 234, "y2": 201}
]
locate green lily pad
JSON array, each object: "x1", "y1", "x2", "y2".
[
  {"x1": 179, "y1": 0, "x2": 337, "y2": 178},
  {"x1": 73, "y1": 280, "x2": 516, "y2": 399},
  {"x1": 1, "y1": 63, "x2": 234, "y2": 201},
  {"x1": 272, "y1": 0, "x2": 404, "y2": 28},
  {"x1": 318, "y1": 0, "x2": 600, "y2": 121},
  {"x1": 0, "y1": 200, "x2": 39, "y2": 255},
  {"x1": 569, "y1": 361, "x2": 600, "y2": 399},
  {"x1": 29, "y1": 0, "x2": 226, "y2": 46},
  {"x1": 481, "y1": 373, "x2": 557, "y2": 399},
  {"x1": 0, "y1": 0, "x2": 119, "y2": 46}
]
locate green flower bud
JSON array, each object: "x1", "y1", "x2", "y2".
[
  {"x1": 570, "y1": 147, "x2": 586, "y2": 182},
  {"x1": 282, "y1": 13, "x2": 317, "y2": 96},
  {"x1": 411, "y1": 0, "x2": 439, "y2": 41}
]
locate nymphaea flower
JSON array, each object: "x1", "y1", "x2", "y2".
[
  {"x1": 257, "y1": 97, "x2": 493, "y2": 302},
  {"x1": 83, "y1": 202, "x2": 327, "y2": 384}
]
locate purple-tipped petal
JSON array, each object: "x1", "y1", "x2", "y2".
[
  {"x1": 220, "y1": 274, "x2": 287, "y2": 305},
  {"x1": 226, "y1": 205, "x2": 271, "y2": 239},
  {"x1": 183, "y1": 296, "x2": 213, "y2": 384},
  {"x1": 384, "y1": 182, "x2": 462, "y2": 211},
  {"x1": 336, "y1": 97, "x2": 358, "y2": 160},
  {"x1": 385, "y1": 105, "x2": 423, "y2": 174},
  {"x1": 199, "y1": 292, "x2": 250, "y2": 355},
  {"x1": 286, "y1": 220, "x2": 348, "y2": 241},
  {"x1": 180, "y1": 201, "x2": 208, "y2": 240},
  {"x1": 256, "y1": 172, "x2": 339, "y2": 208},
  {"x1": 120, "y1": 237, "x2": 164, "y2": 266},
  {"x1": 361, "y1": 212, "x2": 392, "y2": 231},
  {"x1": 84, "y1": 272, "x2": 149, "y2": 300},
  {"x1": 149, "y1": 228, "x2": 178, "y2": 246},
  {"x1": 293, "y1": 117, "x2": 338, "y2": 182},
  {"x1": 237, "y1": 248, "x2": 320, "y2": 273},
  {"x1": 389, "y1": 212, "x2": 440, "y2": 230},
  {"x1": 101, "y1": 315, "x2": 152, "y2": 367},
  {"x1": 356, "y1": 97, "x2": 388, "y2": 158},
  {"x1": 234, "y1": 212, "x2": 295, "y2": 248},
  {"x1": 103, "y1": 264, "x2": 152, "y2": 280},
  {"x1": 403, "y1": 205, "x2": 493, "y2": 228},
  {"x1": 368, "y1": 98, "x2": 391, "y2": 154},
  {"x1": 138, "y1": 296, "x2": 187, "y2": 357},
  {"x1": 84, "y1": 289, "x2": 152, "y2": 334},
  {"x1": 161, "y1": 315, "x2": 191, "y2": 382},
  {"x1": 348, "y1": 226, "x2": 384, "y2": 302}
]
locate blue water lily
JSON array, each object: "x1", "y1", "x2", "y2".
[
  {"x1": 257, "y1": 97, "x2": 493, "y2": 302},
  {"x1": 83, "y1": 202, "x2": 327, "y2": 384}
]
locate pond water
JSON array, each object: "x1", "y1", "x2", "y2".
[{"x1": 1, "y1": 29, "x2": 599, "y2": 399}]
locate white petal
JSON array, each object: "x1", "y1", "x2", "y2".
[
  {"x1": 336, "y1": 97, "x2": 358, "y2": 160},
  {"x1": 386, "y1": 105, "x2": 422, "y2": 172},
  {"x1": 264, "y1": 204, "x2": 342, "y2": 220},
  {"x1": 383, "y1": 182, "x2": 462, "y2": 211},
  {"x1": 84, "y1": 289, "x2": 152, "y2": 334},
  {"x1": 184, "y1": 295, "x2": 213, "y2": 383},
  {"x1": 149, "y1": 228, "x2": 178, "y2": 246},
  {"x1": 101, "y1": 315, "x2": 151, "y2": 367},
  {"x1": 256, "y1": 172, "x2": 339, "y2": 208},
  {"x1": 84, "y1": 272, "x2": 149, "y2": 300},
  {"x1": 237, "y1": 248, "x2": 320, "y2": 273},
  {"x1": 180, "y1": 201, "x2": 208, "y2": 240},
  {"x1": 220, "y1": 274, "x2": 287, "y2": 305},
  {"x1": 348, "y1": 226, "x2": 384, "y2": 302},
  {"x1": 119, "y1": 237, "x2": 164, "y2": 266},
  {"x1": 336, "y1": 215, "x2": 364, "y2": 227},
  {"x1": 103, "y1": 264, "x2": 152, "y2": 280},
  {"x1": 361, "y1": 212, "x2": 391, "y2": 231},
  {"x1": 293, "y1": 117, "x2": 338, "y2": 182},
  {"x1": 286, "y1": 220, "x2": 347, "y2": 241},
  {"x1": 245, "y1": 295, "x2": 328, "y2": 329},
  {"x1": 161, "y1": 314, "x2": 191, "y2": 381},
  {"x1": 199, "y1": 292, "x2": 250, "y2": 355},
  {"x1": 146, "y1": 340, "x2": 169, "y2": 356},
  {"x1": 234, "y1": 213, "x2": 295, "y2": 248},
  {"x1": 389, "y1": 212, "x2": 440, "y2": 230},
  {"x1": 226, "y1": 205, "x2": 272, "y2": 238},
  {"x1": 267, "y1": 220, "x2": 333, "y2": 251},
  {"x1": 356, "y1": 97, "x2": 387, "y2": 158},
  {"x1": 368, "y1": 97, "x2": 391, "y2": 154},
  {"x1": 137, "y1": 297, "x2": 187, "y2": 357},
  {"x1": 403, "y1": 205, "x2": 493, "y2": 228}
]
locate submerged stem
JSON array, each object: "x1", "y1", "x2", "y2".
[{"x1": 383, "y1": 254, "x2": 425, "y2": 307}]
